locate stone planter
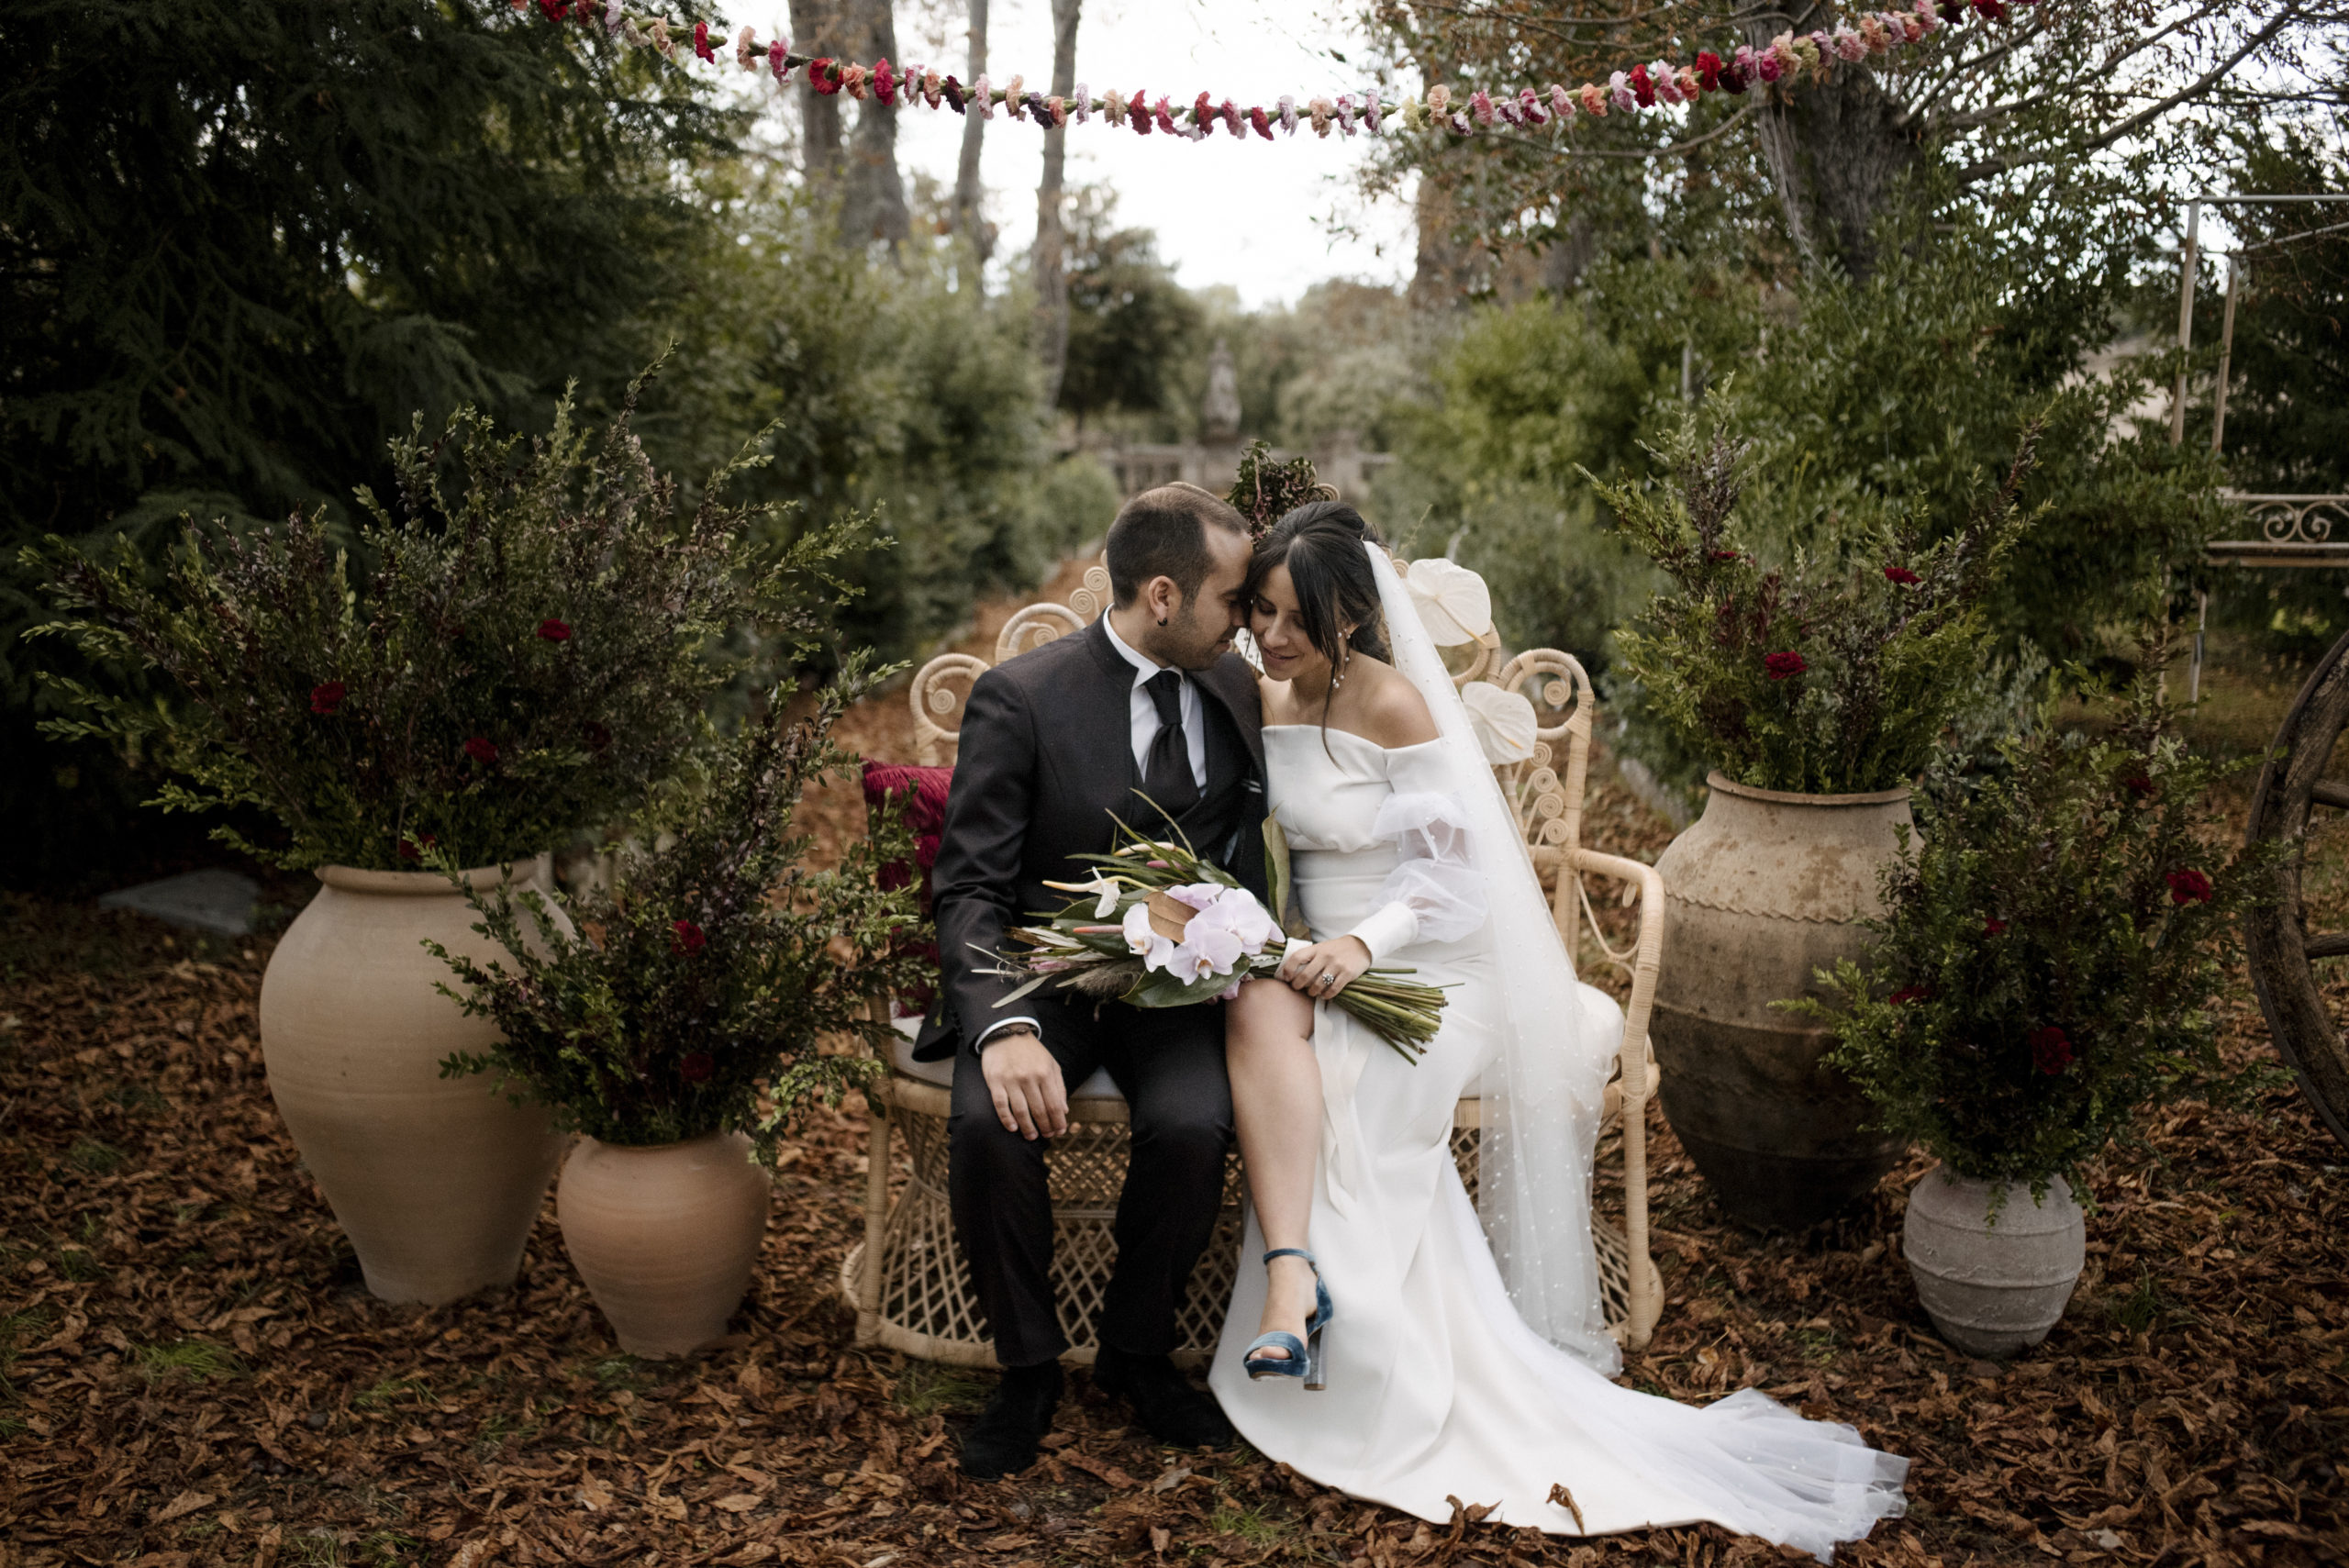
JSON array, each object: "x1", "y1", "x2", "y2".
[
  {"x1": 1903, "y1": 1166, "x2": 2086, "y2": 1358},
  {"x1": 259, "y1": 861, "x2": 567, "y2": 1305},
  {"x1": 558, "y1": 1131, "x2": 772, "y2": 1358},
  {"x1": 1649, "y1": 773, "x2": 1912, "y2": 1229}
]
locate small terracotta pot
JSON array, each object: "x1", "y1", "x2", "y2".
[
  {"x1": 260, "y1": 861, "x2": 567, "y2": 1304},
  {"x1": 558, "y1": 1131, "x2": 772, "y2": 1358},
  {"x1": 1903, "y1": 1166, "x2": 2085, "y2": 1358}
]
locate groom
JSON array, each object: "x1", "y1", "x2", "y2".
[{"x1": 916, "y1": 483, "x2": 1265, "y2": 1478}]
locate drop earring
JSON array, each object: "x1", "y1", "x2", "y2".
[{"x1": 1329, "y1": 642, "x2": 1351, "y2": 695}]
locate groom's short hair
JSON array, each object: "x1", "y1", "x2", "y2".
[{"x1": 1106, "y1": 484, "x2": 1249, "y2": 607}]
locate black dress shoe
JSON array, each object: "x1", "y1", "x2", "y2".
[
  {"x1": 1092, "y1": 1346, "x2": 1233, "y2": 1449},
  {"x1": 961, "y1": 1362, "x2": 1064, "y2": 1479}
]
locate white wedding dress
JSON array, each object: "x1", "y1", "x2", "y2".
[{"x1": 1207, "y1": 550, "x2": 1909, "y2": 1562}]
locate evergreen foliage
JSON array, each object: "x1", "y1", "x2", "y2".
[
  {"x1": 1604, "y1": 402, "x2": 2035, "y2": 795},
  {"x1": 32, "y1": 382, "x2": 846, "y2": 871},
  {"x1": 1, "y1": 0, "x2": 741, "y2": 882},
  {"x1": 1789, "y1": 659, "x2": 2279, "y2": 1195},
  {"x1": 428, "y1": 663, "x2": 930, "y2": 1159}
]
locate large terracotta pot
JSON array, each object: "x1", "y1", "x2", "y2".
[
  {"x1": 260, "y1": 862, "x2": 566, "y2": 1304},
  {"x1": 558, "y1": 1132, "x2": 772, "y2": 1358},
  {"x1": 1903, "y1": 1167, "x2": 2085, "y2": 1358},
  {"x1": 1649, "y1": 773, "x2": 1912, "y2": 1229}
]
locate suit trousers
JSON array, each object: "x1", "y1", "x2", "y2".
[{"x1": 949, "y1": 995, "x2": 1234, "y2": 1368}]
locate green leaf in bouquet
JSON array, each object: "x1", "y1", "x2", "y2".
[{"x1": 1121, "y1": 965, "x2": 1247, "y2": 1009}]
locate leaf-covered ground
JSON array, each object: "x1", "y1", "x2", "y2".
[{"x1": 5, "y1": 612, "x2": 2345, "y2": 1568}]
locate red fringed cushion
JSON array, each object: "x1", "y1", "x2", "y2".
[{"x1": 861, "y1": 762, "x2": 952, "y2": 911}]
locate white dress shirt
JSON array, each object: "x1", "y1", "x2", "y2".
[
  {"x1": 1101, "y1": 613, "x2": 1209, "y2": 788},
  {"x1": 977, "y1": 615, "x2": 1209, "y2": 1052}
]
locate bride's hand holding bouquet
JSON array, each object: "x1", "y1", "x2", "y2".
[{"x1": 983, "y1": 813, "x2": 1447, "y2": 1061}]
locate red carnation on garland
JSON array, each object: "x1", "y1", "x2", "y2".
[
  {"x1": 678, "y1": 1051, "x2": 716, "y2": 1084},
  {"x1": 1629, "y1": 63, "x2": 1656, "y2": 107},
  {"x1": 2165, "y1": 868, "x2": 2213, "y2": 906},
  {"x1": 1696, "y1": 51, "x2": 1723, "y2": 92},
  {"x1": 310, "y1": 681, "x2": 347, "y2": 716},
  {"x1": 811, "y1": 58, "x2": 842, "y2": 95},
  {"x1": 2122, "y1": 773, "x2": 2155, "y2": 799},
  {"x1": 537, "y1": 617, "x2": 573, "y2": 642},
  {"x1": 1984, "y1": 917, "x2": 2008, "y2": 935},
  {"x1": 1883, "y1": 566, "x2": 1920, "y2": 584},
  {"x1": 692, "y1": 20, "x2": 715, "y2": 61},
  {"x1": 1130, "y1": 86, "x2": 1152, "y2": 134},
  {"x1": 396, "y1": 832, "x2": 437, "y2": 862},
  {"x1": 463, "y1": 736, "x2": 499, "y2": 764},
  {"x1": 873, "y1": 58, "x2": 896, "y2": 105},
  {"x1": 1887, "y1": 985, "x2": 1932, "y2": 1006},
  {"x1": 1250, "y1": 106, "x2": 1274, "y2": 140},
  {"x1": 1709, "y1": 549, "x2": 1742, "y2": 562},
  {"x1": 672, "y1": 918, "x2": 708, "y2": 955},
  {"x1": 1763, "y1": 651, "x2": 1808, "y2": 680},
  {"x1": 2029, "y1": 1025, "x2": 2074, "y2": 1075}
]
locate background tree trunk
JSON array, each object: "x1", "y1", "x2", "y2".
[
  {"x1": 840, "y1": 0, "x2": 910, "y2": 250},
  {"x1": 1032, "y1": 0, "x2": 1082, "y2": 409},
  {"x1": 790, "y1": 0, "x2": 846, "y2": 189},
  {"x1": 952, "y1": 0, "x2": 992, "y2": 262},
  {"x1": 1744, "y1": 19, "x2": 1917, "y2": 282}
]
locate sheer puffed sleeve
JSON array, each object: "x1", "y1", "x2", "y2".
[{"x1": 1344, "y1": 743, "x2": 1489, "y2": 962}]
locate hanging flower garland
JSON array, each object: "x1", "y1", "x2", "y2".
[{"x1": 518, "y1": 0, "x2": 2033, "y2": 143}]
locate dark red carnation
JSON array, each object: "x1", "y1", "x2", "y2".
[
  {"x1": 583, "y1": 719, "x2": 613, "y2": 751},
  {"x1": 536, "y1": 0, "x2": 569, "y2": 20},
  {"x1": 1720, "y1": 60, "x2": 1748, "y2": 93},
  {"x1": 692, "y1": 20, "x2": 714, "y2": 61},
  {"x1": 1709, "y1": 549, "x2": 1742, "y2": 562},
  {"x1": 1883, "y1": 566, "x2": 1921, "y2": 584},
  {"x1": 672, "y1": 918, "x2": 707, "y2": 955},
  {"x1": 2165, "y1": 868, "x2": 2213, "y2": 906},
  {"x1": 1131, "y1": 86, "x2": 1152, "y2": 134},
  {"x1": 943, "y1": 74, "x2": 965, "y2": 113},
  {"x1": 1629, "y1": 63, "x2": 1656, "y2": 107},
  {"x1": 1937, "y1": 0, "x2": 1965, "y2": 18},
  {"x1": 678, "y1": 1051, "x2": 716, "y2": 1084},
  {"x1": 1983, "y1": 917, "x2": 2008, "y2": 935},
  {"x1": 1696, "y1": 50, "x2": 1723, "y2": 92},
  {"x1": 396, "y1": 832, "x2": 437, "y2": 862},
  {"x1": 462, "y1": 736, "x2": 499, "y2": 764},
  {"x1": 2122, "y1": 773, "x2": 2154, "y2": 799},
  {"x1": 1887, "y1": 985, "x2": 1932, "y2": 1006},
  {"x1": 1972, "y1": 0, "x2": 2009, "y2": 19},
  {"x1": 2029, "y1": 1025, "x2": 2074, "y2": 1075},
  {"x1": 1763, "y1": 651, "x2": 1808, "y2": 680},
  {"x1": 310, "y1": 681, "x2": 347, "y2": 716},
  {"x1": 537, "y1": 617, "x2": 572, "y2": 642},
  {"x1": 811, "y1": 58, "x2": 842, "y2": 95}
]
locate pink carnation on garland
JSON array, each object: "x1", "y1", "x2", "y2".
[
  {"x1": 1470, "y1": 88, "x2": 1495, "y2": 126},
  {"x1": 1609, "y1": 72, "x2": 1637, "y2": 112},
  {"x1": 1364, "y1": 89, "x2": 1382, "y2": 131},
  {"x1": 768, "y1": 39, "x2": 788, "y2": 80},
  {"x1": 1579, "y1": 83, "x2": 1609, "y2": 117},
  {"x1": 874, "y1": 58, "x2": 896, "y2": 104}
]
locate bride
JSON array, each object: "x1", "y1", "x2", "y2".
[{"x1": 1209, "y1": 503, "x2": 1909, "y2": 1561}]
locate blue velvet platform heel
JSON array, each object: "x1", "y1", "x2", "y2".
[{"x1": 1242, "y1": 1247, "x2": 1334, "y2": 1390}]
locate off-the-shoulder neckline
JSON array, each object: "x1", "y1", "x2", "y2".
[{"x1": 1262, "y1": 724, "x2": 1445, "y2": 754}]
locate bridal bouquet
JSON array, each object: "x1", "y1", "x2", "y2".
[{"x1": 986, "y1": 818, "x2": 1447, "y2": 1060}]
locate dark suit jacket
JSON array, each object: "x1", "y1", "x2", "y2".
[{"x1": 915, "y1": 617, "x2": 1266, "y2": 1062}]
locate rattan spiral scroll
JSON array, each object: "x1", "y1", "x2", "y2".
[
  {"x1": 909, "y1": 653, "x2": 988, "y2": 768},
  {"x1": 995, "y1": 602, "x2": 1085, "y2": 664}
]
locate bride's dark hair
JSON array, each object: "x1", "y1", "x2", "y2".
[{"x1": 1242, "y1": 502, "x2": 1389, "y2": 688}]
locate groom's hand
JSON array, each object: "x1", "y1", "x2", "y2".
[{"x1": 980, "y1": 1028, "x2": 1069, "y2": 1140}]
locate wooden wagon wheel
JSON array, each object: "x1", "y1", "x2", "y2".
[{"x1": 2243, "y1": 621, "x2": 2349, "y2": 1150}]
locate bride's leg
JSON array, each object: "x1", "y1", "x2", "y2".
[{"x1": 1227, "y1": 978, "x2": 1322, "y2": 1361}]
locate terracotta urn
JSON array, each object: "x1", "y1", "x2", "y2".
[
  {"x1": 558, "y1": 1131, "x2": 772, "y2": 1358},
  {"x1": 1649, "y1": 773, "x2": 1912, "y2": 1229},
  {"x1": 259, "y1": 861, "x2": 567, "y2": 1304},
  {"x1": 1903, "y1": 1167, "x2": 2085, "y2": 1358}
]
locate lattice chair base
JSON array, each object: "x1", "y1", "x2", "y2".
[{"x1": 844, "y1": 1068, "x2": 1663, "y2": 1370}]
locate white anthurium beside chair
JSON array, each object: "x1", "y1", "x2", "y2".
[{"x1": 847, "y1": 556, "x2": 1666, "y2": 1367}]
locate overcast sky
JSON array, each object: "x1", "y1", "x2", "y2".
[{"x1": 746, "y1": 0, "x2": 1418, "y2": 306}]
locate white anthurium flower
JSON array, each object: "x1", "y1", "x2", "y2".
[
  {"x1": 1462, "y1": 681, "x2": 1540, "y2": 765},
  {"x1": 1404, "y1": 557, "x2": 1495, "y2": 646}
]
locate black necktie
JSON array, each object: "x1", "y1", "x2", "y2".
[{"x1": 1141, "y1": 669, "x2": 1200, "y2": 818}]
